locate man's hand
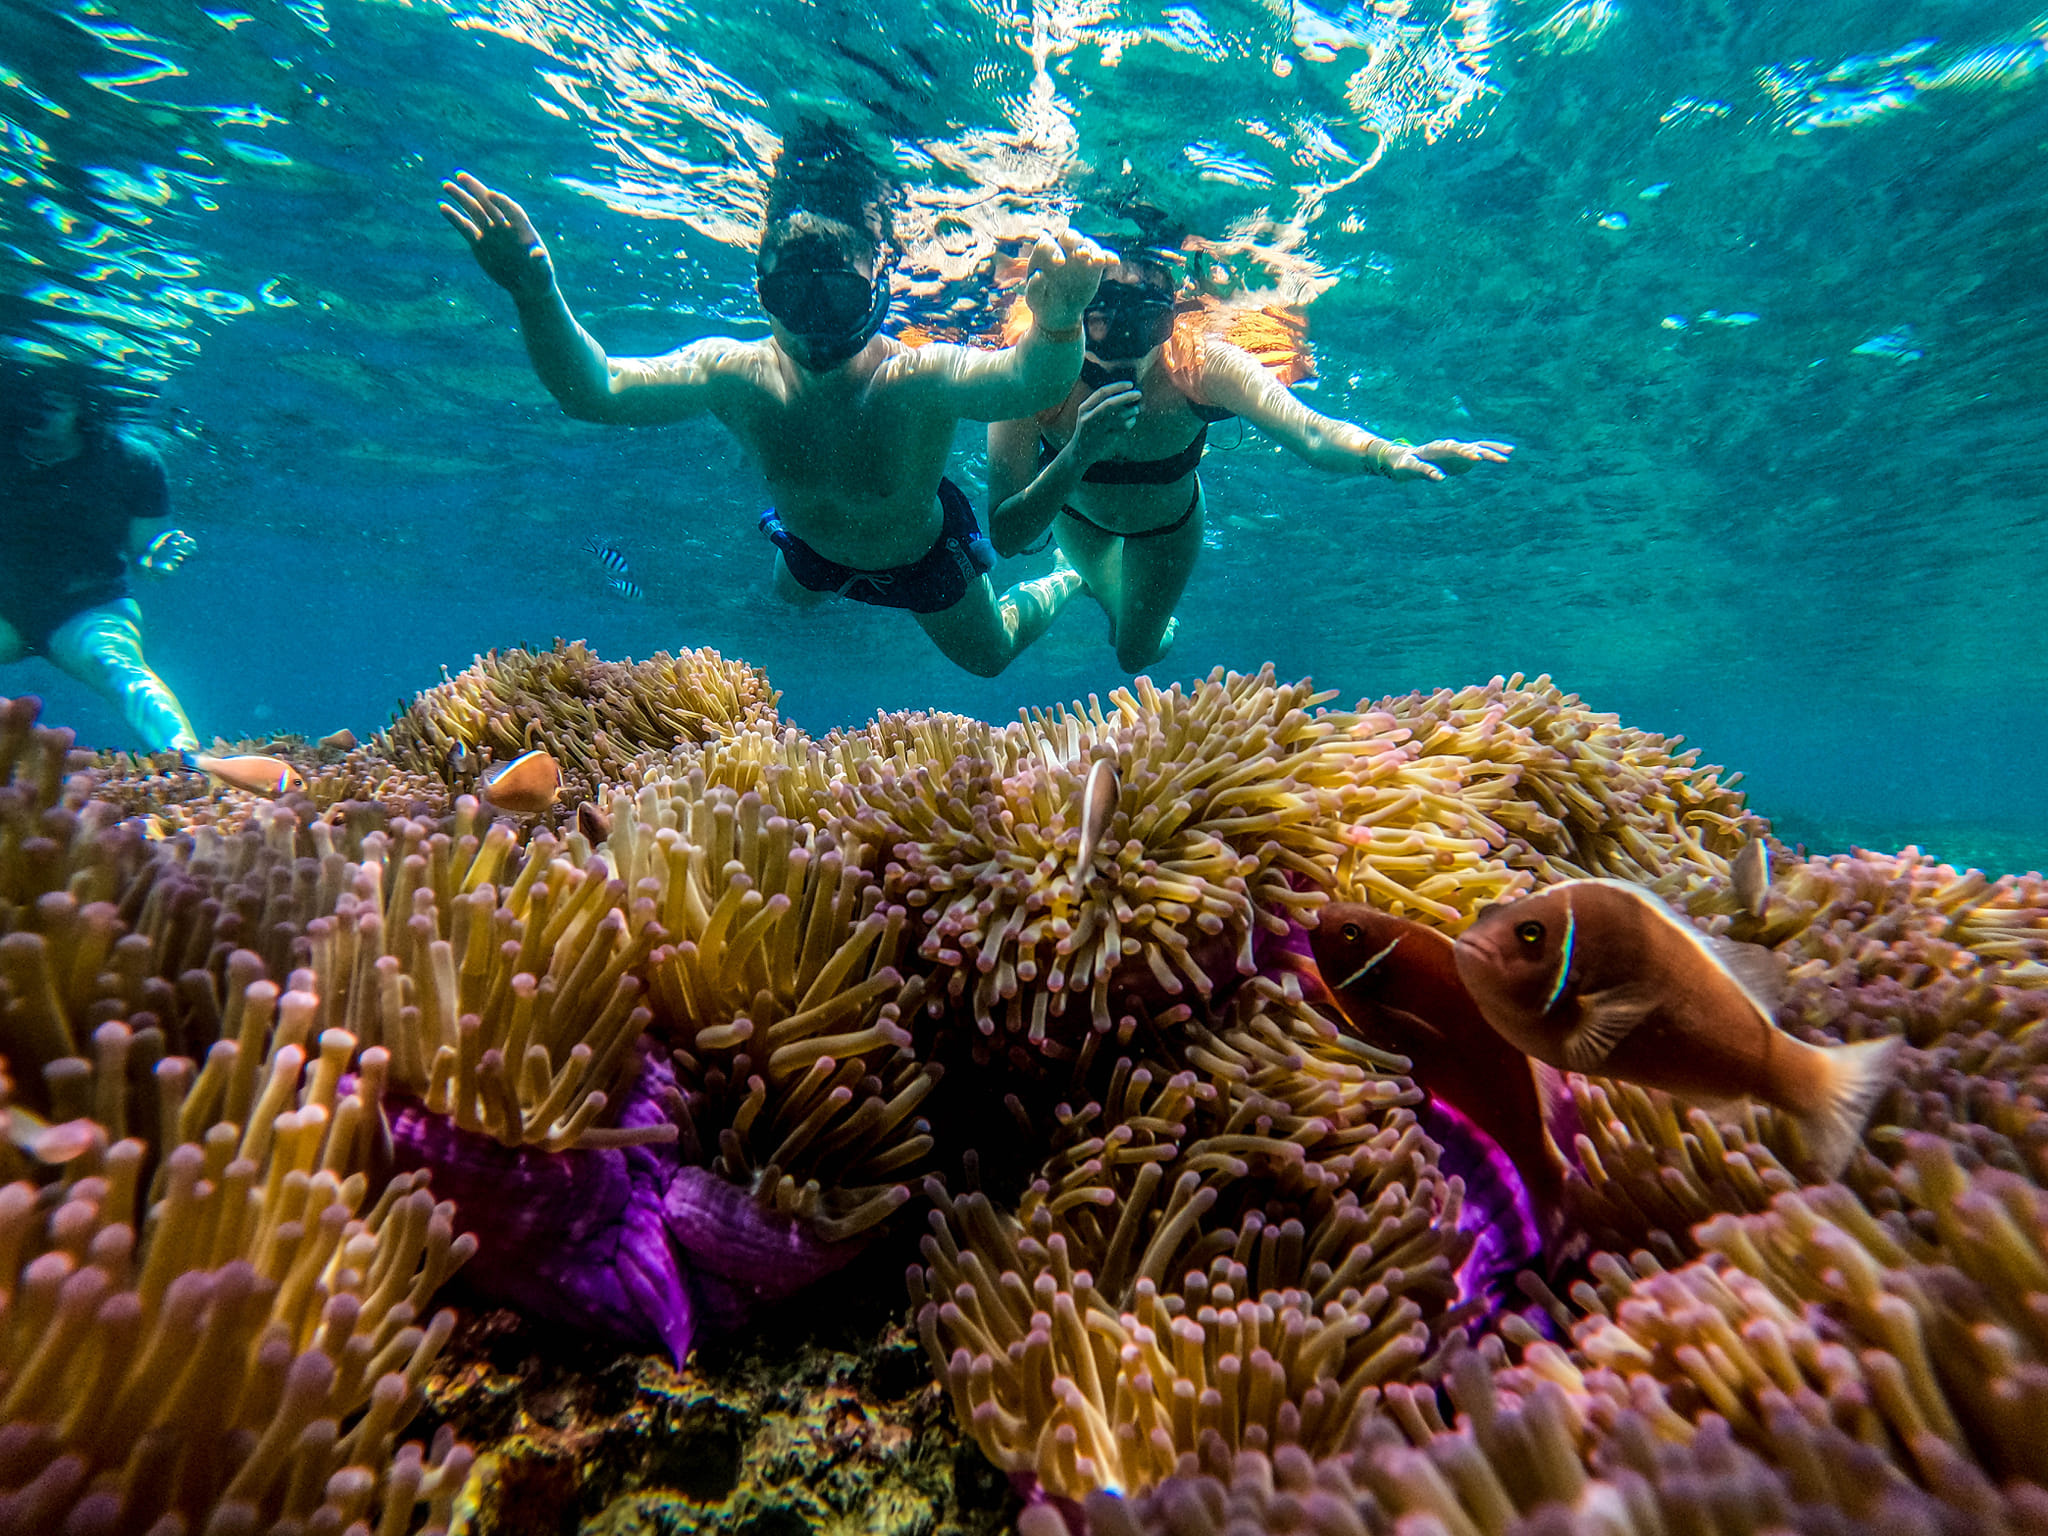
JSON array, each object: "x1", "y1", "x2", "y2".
[
  {"x1": 1070, "y1": 382, "x2": 1143, "y2": 467},
  {"x1": 439, "y1": 172, "x2": 557, "y2": 299},
  {"x1": 1023, "y1": 230, "x2": 1114, "y2": 333},
  {"x1": 1380, "y1": 438, "x2": 1515, "y2": 482},
  {"x1": 137, "y1": 529, "x2": 196, "y2": 574}
]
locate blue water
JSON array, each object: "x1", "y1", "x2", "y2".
[{"x1": 3, "y1": 0, "x2": 2044, "y2": 872}]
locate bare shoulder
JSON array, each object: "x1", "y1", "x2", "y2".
[
  {"x1": 873, "y1": 336, "x2": 1004, "y2": 392},
  {"x1": 611, "y1": 335, "x2": 782, "y2": 394}
]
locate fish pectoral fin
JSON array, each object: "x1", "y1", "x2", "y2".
[
  {"x1": 1704, "y1": 933, "x2": 1789, "y2": 1012},
  {"x1": 1561, "y1": 989, "x2": 1653, "y2": 1071}
]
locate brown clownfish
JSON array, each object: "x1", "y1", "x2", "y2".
[
  {"x1": 479, "y1": 749, "x2": 561, "y2": 815},
  {"x1": 1310, "y1": 903, "x2": 1564, "y2": 1225},
  {"x1": 1453, "y1": 878, "x2": 1900, "y2": 1178},
  {"x1": 182, "y1": 750, "x2": 305, "y2": 797}
]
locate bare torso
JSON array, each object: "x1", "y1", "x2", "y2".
[
  {"x1": 697, "y1": 335, "x2": 974, "y2": 570},
  {"x1": 1036, "y1": 362, "x2": 1211, "y2": 534}
]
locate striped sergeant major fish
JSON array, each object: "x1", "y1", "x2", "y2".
[{"x1": 584, "y1": 536, "x2": 631, "y2": 575}]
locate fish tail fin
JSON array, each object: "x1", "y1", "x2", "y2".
[{"x1": 1798, "y1": 1035, "x2": 1904, "y2": 1179}]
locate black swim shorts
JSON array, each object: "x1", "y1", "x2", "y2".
[{"x1": 758, "y1": 477, "x2": 998, "y2": 615}]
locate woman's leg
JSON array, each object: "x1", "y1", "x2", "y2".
[
  {"x1": 1051, "y1": 511, "x2": 1123, "y2": 645},
  {"x1": 1103, "y1": 494, "x2": 1202, "y2": 672},
  {"x1": 0, "y1": 616, "x2": 25, "y2": 666},
  {"x1": 45, "y1": 599, "x2": 199, "y2": 752}
]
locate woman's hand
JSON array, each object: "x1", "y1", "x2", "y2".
[
  {"x1": 1069, "y1": 381, "x2": 1143, "y2": 467},
  {"x1": 1381, "y1": 438, "x2": 1515, "y2": 481},
  {"x1": 137, "y1": 529, "x2": 196, "y2": 574},
  {"x1": 439, "y1": 172, "x2": 557, "y2": 299},
  {"x1": 1023, "y1": 229, "x2": 1115, "y2": 333}
]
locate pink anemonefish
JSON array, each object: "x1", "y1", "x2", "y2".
[
  {"x1": 479, "y1": 749, "x2": 562, "y2": 815},
  {"x1": 1071, "y1": 757, "x2": 1120, "y2": 883},
  {"x1": 1452, "y1": 878, "x2": 1901, "y2": 1178},
  {"x1": 1310, "y1": 902, "x2": 1565, "y2": 1228},
  {"x1": 183, "y1": 751, "x2": 305, "y2": 797}
]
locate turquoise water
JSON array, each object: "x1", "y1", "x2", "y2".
[{"x1": 3, "y1": 0, "x2": 2044, "y2": 871}]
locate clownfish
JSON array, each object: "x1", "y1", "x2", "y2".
[
  {"x1": 316, "y1": 727, "x2": 358, "y2": 752},
  {"x1": 182, "y1": 751, "x2": 305, "y2": 797},
  {"x1": 1310, "y1": 903, "x2": 1564, "y2": 1226},
  {"x1": 1071, "y1": 757, "x2": 1119, "y2": 883},
  {"x1": 1731, "y1": 834, "x2": 1771, "y2": 917},
  {"x1": 1453, "y1": 878, "x2": 1901, "y2": 1178},
  {"x1": 479, "y1": 749, "x2": 561, "y2": 815}
]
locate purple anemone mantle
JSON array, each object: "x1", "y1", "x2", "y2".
[{"x1": 387, "y1": 1049, "x2": 869, "y2": 1365}]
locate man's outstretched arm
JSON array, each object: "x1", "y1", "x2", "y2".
[
  {"x1": 909, "y1": 230, "x2": 1112, "y2": 423},
  {"x1": 440, "y1": 172, "x2": 725, "y2": 426}
]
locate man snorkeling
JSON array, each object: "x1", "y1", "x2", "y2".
[
  {"x1": 0, "y1": 364, "x2": 201, "y2": 752},
  {"x1": 440, "y1": 129, "x2": 1113, "y2": 678},
  {"x1": 988, "y1": 245, "x2": 1514, "y2": 672}
]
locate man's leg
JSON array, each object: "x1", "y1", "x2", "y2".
[
  {"x1": 914, "y1": 565, "x2": 1082, "y2": 678},
  {"x1": 0, "y1": 616, "x2": 26, "y2": 667},
  {"x1": 45, "y1": 599, "x2": 199, "y2": 752}
]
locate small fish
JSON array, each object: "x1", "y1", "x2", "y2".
[
  {"x1": 317, "y1": 727, "x2": 358, "y2": 752},
  {"x1": 182, "y1": 750, "x2": 305, "y2": 797},
  {"x1": 5, "y1": 1107, "x2": 100, "y2": 1164},
  {"x1": 1311, "y1": 903, "x2": 1564, "y2": 1227},
  {"x1": 607, "y1": 575, "x2": 645, "y2": 602},
  {"x1": 1731, "y1": 834, "x2": 1771, "y2": 917},
  {"x1": 1071, "y1": 757, "x2": 1120, "y2": 882},
  {"x1": 446, "y1": 741, "x2": 474, "y2": 784},
  {"x1": 577, "y1": 800, "x2": 612, "y2": 846},
  {"x1": 585, "y1": 537, "x2": 631, "y2": 575},
  {"x1": 1453, "y1": 878, "x2": 1901, "y2": 1178},
  {"x1": 479, "y1": 749, "x2": 562, "y2": 815}
]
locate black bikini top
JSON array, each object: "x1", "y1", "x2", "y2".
[{"x1": 1039, "y1": 374, "x2": 1234, "y2": 486}]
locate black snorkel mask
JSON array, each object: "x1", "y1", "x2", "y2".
[
  {"x1": 756, "y1": 256, "x2": 891, "y2": 369},
  {"x1": 1082, "y1": 281, "x2": 1184, "y2": 371}
]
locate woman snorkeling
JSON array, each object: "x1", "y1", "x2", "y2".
[
  {"x1": 0, "y1": 364, "x2": 200, "y2": 751},
  {"x1": 988, "y1": 246, "x2": 1512, "y2": 671}
]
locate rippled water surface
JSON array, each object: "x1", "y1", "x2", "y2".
[{"x1": 3, "y1": 0, "x2": 2044, "y2": 869}]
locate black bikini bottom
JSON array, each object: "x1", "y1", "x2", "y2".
[{"x1": 1058, "y1": 480, "x2": 1201, "y2": 541}]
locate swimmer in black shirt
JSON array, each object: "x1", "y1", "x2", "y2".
[{"x1": 0, "y1": 366, "x2": 200, "y2": 752}]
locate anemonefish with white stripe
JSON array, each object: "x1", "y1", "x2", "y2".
[
  {"x1": 479, "y1": 749, "x2": 561, "y2": 815},
  {"x1": 182, "y1": 751, "x2": 305, "y2": 797},
  {"x1": 1071, "y1": 756, "x2": 1120, "y2": 883},
  {"x1": 1453, "y1": 878, "x2": 1900, "y2": 1178}
]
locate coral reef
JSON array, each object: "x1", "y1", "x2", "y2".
[{"x1": 6, "y1": 646, "x2": 2046, "y2": 1536}]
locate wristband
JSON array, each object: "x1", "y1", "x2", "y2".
[{"x1": 1036, "y1": 320, "x2": 1083, "y2": 343}]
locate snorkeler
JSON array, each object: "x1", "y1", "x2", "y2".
[
  {"x1": 988, "y1": 248, "x2": 1514, "y2": 671},
  {"x1": 0, "y1": 365, "x2": 201, "y2": 753},
  {"x1": 439, "y1": 135, "x2": 1113, "y2": 678}
]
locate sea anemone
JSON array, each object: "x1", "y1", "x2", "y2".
[{"x1": 381, "y1": 640, "x2": 781, "y2": 802}]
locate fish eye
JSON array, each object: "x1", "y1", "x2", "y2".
[
  {"x1": 1513, "y1": 920, "x2": 1545, "y2": 947},
  {"x1": 1341, "y1": 923, "x2": 1361, "y2": 942}
]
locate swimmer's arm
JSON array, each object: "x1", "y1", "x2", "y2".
[
  {"x1": 440, "y1": 172, "x2": 736, "y2": 425},
  {"x1": 904, "y1": 230, "x2": 1111, "y2": 419},
  {"x1": 1197, "y1": 343, "x2": 1410, "y2": 476},
  {"x1": 989, "y1": 417, "x2": 1068, "y2": 558},
  {"x1": 510, "y1": 291, "x2": 747, "y2": 426},
  {"x1": 1202, "y1": 343, "x2": 1515, "y2": 481},
  {"x1": 989, "y1": 381, "x2": 1142, "y2": 557},
  {"x1": 906, "y1": 318, "x2": 1084, "y2": 423}
]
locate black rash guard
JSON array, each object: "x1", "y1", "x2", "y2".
[{"x1": 0, "y1": 432, "x2": 164, "y2": 652}]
